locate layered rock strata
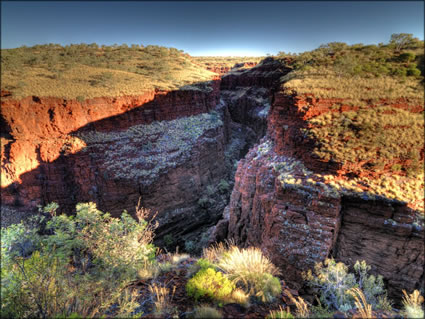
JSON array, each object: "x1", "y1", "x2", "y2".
[
  {"x1": 223, "y1": 82, "x2": 424, "y2": 301},
  {"x1": 1, "y1": 82, "x2": 232, "y2": 247}
]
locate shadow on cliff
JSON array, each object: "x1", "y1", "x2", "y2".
[{"x1": 1, "y1": 78, "x2": 223, "y2": 217}]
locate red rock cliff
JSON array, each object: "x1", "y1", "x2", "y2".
[
  {"x1": 224, "y1": 83, "x2": 424, "y2": 302},
  {"x1": 1, "y1": 80, "x2": 234, "y2": 247}
]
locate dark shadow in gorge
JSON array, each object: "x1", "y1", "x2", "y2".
[{"x1": 1, "y1": 77, "x2": 259, "y2": 252}]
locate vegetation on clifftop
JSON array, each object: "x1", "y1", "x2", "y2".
[
  {"x1": 275, "y1": 34, "x2": 424, "y2": 191},
  {"x1": 192, "y1": 56, "x2": 263, "y2": 70},
  {"x1": 1, "y1": 43, "x2": 216, "y2": 99},
  {"x1": 279, "y1": 34, "x2": 424, "y2": 103}
]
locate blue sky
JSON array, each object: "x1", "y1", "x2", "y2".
[{"x1": 1, "y1": 1, "x2": 424, "y2": 56}]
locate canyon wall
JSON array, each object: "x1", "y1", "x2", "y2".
[
  {"x1": 1, "y1": 79, "x2": 236, "y2": 248},
  {"x1": 223, "y1": 82, "x2": 424, "y2": 301},
  {"x1": 1, "y1": 62, "x2": 278, "y2": 249}
]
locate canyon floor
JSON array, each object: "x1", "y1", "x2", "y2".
[{"x1": 1, "y1": 41, "x2": 424, "y2": 318}]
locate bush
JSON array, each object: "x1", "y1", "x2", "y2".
[
  {"x1": 198, "y1": 196, "x2": 215, "y2": 208},
  {"x1": 407, "y1": 67, "x2": 421, "y2": 77},
  {"x1": 303, "y1": 259, "x2": 391, "y2": 314},
  {"x1": 402, "y1": 290, "x2": 424, "y2": 319},
  {"x1": 191, "y1": 306, "x2": 222, "y2": 319},
  {"x1": 254, "y1": 273, "x2": 282, "y2": 302},
  {"x1": 398, "y1": 52, "x2": 416, "y2": 62},
  {"x1": 217, "y1": 246, "x2": 281, "y2": 302},
  {"x1": 218, "y1": 179, "x2": 230, "y2": 194},
  {"x1": 1, "y1": 202, "x2": 156, "y2": 318},
  {"x1": 186, "y1": 268, "x2": 235, "y2": 302},
  {"x1": 197, "y1": 258, "x2": 215, "y2": 270},
  {"x1": 266, "y1": 306, "x2": 294, "y2": 319}
]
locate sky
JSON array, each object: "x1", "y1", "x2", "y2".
[{"x1": 1, "y1": 1, "x2": 424, "y2": 56}]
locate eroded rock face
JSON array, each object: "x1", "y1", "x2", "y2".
[
  {"x1": 227, "y1": 141, "x2": 342, "y2": 290},
  {"x1": 221, "y1": 57, "x2": 288, "y2": 90},
  {"x1": 220, "y1": 58, "x2": 291, "y2": 141},
  {"x1": 226, "y1": 138, "x2": 424, "y2": 299},
  {"x1": 335, "y1": 197, "x2": 424, "y2": 301},
  {"x1": 1, "y1": 71, "x2": 268, "y2": 248},
  {"x1": 1, "y1": 82, "x2": 220, "y2": 139},
  {"x1": 224, "y1": 82, "x2": 425, "y2": 301},
  {"x1": 1, "y1": 82, "x2": 231, "y2": 245}
]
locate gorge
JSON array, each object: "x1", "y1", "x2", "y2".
[{"x1": 1, "y1": 47, "x2": 424, "y2": 309}]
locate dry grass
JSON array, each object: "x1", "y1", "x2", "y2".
[
  {"x1": 284, "y1": 289, "x2": 310, "y2": 318},
  {"x1": 217, "y1": 246, "x2": 280, "y2": 278},
  {"x1": 402, "y1": 289, "x2": 425, "y2": 319},
  {"x1": 230, "y1": 288, "x2": 250, "y2": 307},
  {"x1": 305, "y1": 105, "x2": 424, "y2": 176},
  {"x1": 217, "y1": 246, "x2": 281, "y2": 301},
  {"x1": 348, "y1": 288, "x2": 374, "y2": 319},
  {"x1": 192, "y1": 56, "x2": 263, "y2": 68},
  {"x1": 191, "y1": 305, "x2": 222, "y2": 318},
  {"x1": 266, "y1": 306, "x2": 294, "y2": 319},
  {"x1": 202, "y1": 241, "x2": 231, "y2": 263},
  {"x1": 282, "y1": 68, "x2": 424, "y2": 104},
  {"x1": 1, "y1": 44, "x2": 217, "y2": 99},
  {"x1": 402, "y1": 290, "x2": 424, "y2": 308},
  {"x1": 148, "y1": 283, "x2": 176, "y2": 316},
  {"x1": 279, "y1": 40, "x2": 424, "y2": 105}
]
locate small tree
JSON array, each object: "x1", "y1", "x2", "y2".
[{"x1": 390, "y1": 33, "x2": 415, "y2": 52}]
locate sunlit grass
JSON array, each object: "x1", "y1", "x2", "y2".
[
  {"x1": 282, "y1": 68, "x2": 424, "y2": 104},
  {"x1": 192, "y1": 56, "x2": 263, "y2": 69},
  {"x1": 1, "y1": 44, "x2": 217, "y2": 99}
]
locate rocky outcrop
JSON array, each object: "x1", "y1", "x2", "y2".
[
  {"x1": 1, "y1": 80, "x2": 234, "y2": 246},
  {"x1": 224, "y1": 80, "x2": 425, "y2": 302},
  {"x1": 225, "y1": 138, "x2": 424, "y2": 300},
  {"x1": 226, "y1": 141, "x2": 341, "y2": 289},
  {"x1": 197, "y1": 62, "x2": 258, "y2": 76},
  {"x1": 335, "y1": 197, "x2": 424, "y2": 301},
  {"x1": 220, "y1": 58, "x2": 291, "y2": 140},
  {"x1": 220, "y1": 57, "x2": 289, "y2": 90}
]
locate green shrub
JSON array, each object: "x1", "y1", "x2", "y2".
[
  {"x1": 186, "y1": 268, "x2": 235, "y2": 302},
  {"x1": 184, "y1": 240, "x2": 197, "y2": 254},
  {"x1": 198, "y1": 196, "x2": 215, "y2": 208},
  {"x1": 163, "y1": 234, "x2": 175, "y2": 248},
  {"x1": 197, "y1": 258, "x2": 215, "y2": 270},
  {"x1": 391, "y1": 67, "x2": 407, "y2": 77},
  {"x1": 391, "y1": 164, "x2": 403, "y2": 172},
  {"x1": 303, "y1": 259, "x2": 391, "y2": 314},
  {"x1": 254, "y1": 273, "x2": 282, "y2": 302},
  {"x1": 218, "y1": 179, "x2": 230, "y2": 194},
  {"x1": 407, "y1": 67, "x2": 422, "y2": 77},
  {"x1": 1, "y1": 202, "x2": 156, "y2": 318},
  {"x1": 398, "y1": 52, "x2": 416, "y2": 62}
]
